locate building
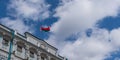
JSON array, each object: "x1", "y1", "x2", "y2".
[{"x1": 0, "y1": 24, "x2": 65, "y2": 60}]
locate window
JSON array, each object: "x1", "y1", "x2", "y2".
[
  {"x1": 41, "y1": 53, "x2": 47, "y2": 60},
  {"x1": 41, "y1": 56, "x2": 45, "y2": 60},
  {"x1": 2, "y1": 39, "x2": 9, "y2": 46},
  {"x1": 51, "y1": 58, "x2": 56, "y2": 60},
  {"x1": 0, "y1": 35, "x2": 2, "y2": 41},
  {"x1": 2, "y1": 35, "x2": 10, "y2": 46},
  {"x1": 30, "y1": 51, "x2": 34, "y2": 58},
  {"x1": 17, "y1": 45, "x2": 22, "y2": 52}
]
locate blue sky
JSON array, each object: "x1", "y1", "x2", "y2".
[
  {"x1": 1, "y1": 0, "x2": 120, "y2": 60},
  {"x1": 98, "y1": 16, "x2": 120, "y2": 31}
]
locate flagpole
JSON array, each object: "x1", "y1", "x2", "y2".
[{"x1": 7, "y1": 30, "x2": 15, "y2": 60}]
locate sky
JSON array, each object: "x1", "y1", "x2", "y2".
[{"x1": 0, "y1": 0, "x2": 120, "y2": 60}]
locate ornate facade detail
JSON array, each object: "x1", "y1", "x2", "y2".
[{"x1": 0, "y1": 24, "x2": 65, "y2": 60}]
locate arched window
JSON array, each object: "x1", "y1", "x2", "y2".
[
  {"x1": 0, "y1": 32, "x2": 2, "y2": 41},
  {"x1": 16, "y1": 41, "x2": 25, "y2": 52},
  {"x1": 29, "y1": 47, "x2": 37, "y2": 58},
  {"x1": 41, "y1": 53, "x2": 48, "y2": 60},
  {"x1": 50, "y1": 58, "x2": 56, "y2": 60},
  {"x1": 2, "y1": 35, "x2": 11, "y2": 46}
]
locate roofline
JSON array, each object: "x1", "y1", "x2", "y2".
[
  {"x1": 0, "y1": 23, "x2": 14, "y2": 32},
  {"x1": 17, "y1": 33, "x2": 61, "y2": 60},
  {"x1": 0, "y1": 24, "x2": 63, "y2": 59},
  {"x1": 24, "y1": 32, "x2": 58, "y2": 50},
  {"x1": 0, "y1": 24, "x2": 58, "y2": 50}
]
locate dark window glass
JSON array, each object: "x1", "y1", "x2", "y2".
[
  {"x1": 41, "y1": 56, "x2": 45, "y2": 60},
  {"x1": 2, "y1": 39, "x2": 9, "y2": 46},
  {"x1": 2, "y1": 35, "x2": 10, "y2": 46},
  {"x1": 30, "y1": 51, "x2": 34, "y2": 58},
  {"x1": 17, "y1": 45, "x2": 22, "y2": 52}
]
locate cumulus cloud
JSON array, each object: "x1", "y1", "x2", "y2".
[
  {"x1": 0, "y1": 17, "x2": 33, "y2": 34},
  {"x1": 47, "y1": 0, "x2": 120, "y2": 60},
  {"x1": 48, "y1": 28, "x2": 120, "y2": 60},
  {"x1": 50, "y1": 0, "x2": 120, "y2": 40},
  {"x1": 8, "y1": 0, "x2": 50, "y2": 20},
  {"x1": 110, "y1": 28, "x2": 120, "y2": 48},
  {"x1": 60, "y1": 28, "x2": 112, "y2": 60},
  {"x1": 0, "y1": 0, "x2": 50, "y2": 34}
]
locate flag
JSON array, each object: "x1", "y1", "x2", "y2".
[{"x1": 40, "y1": 26, "x2": 50, "y2": 32}]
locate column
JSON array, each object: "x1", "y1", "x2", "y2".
[
  {"x1": 25, "y1": 45, "x2": 29, "y2": 60},
  {"x1": 37, "y1": 51, "x2": 41, "y2": 60}
]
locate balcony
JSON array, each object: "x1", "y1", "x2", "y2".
[
  {"x1": 1, "y1": 35, "x2": 11, "y2": 52},
  {"x1": 15, "y1": 41, "x2": 26, "y2": 59},
  {"x1": 29, "y1": 47, "x2": 37, "y2": 60}
]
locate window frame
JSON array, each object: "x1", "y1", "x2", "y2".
[
  {"x1": 29, "y1": 51, "x2": 34, "y2": 58},
  {"x1": 17, "y1": 45, "x2": 23, "y2": 52},
  {"x1": 2, "y1": 35, "x2": 11, "y2": 46}
]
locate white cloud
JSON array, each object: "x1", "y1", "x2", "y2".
[
  {"x1": 48, "y1": 28, "x2": 120, "y2": 60},
  {"x1": 50, "y1": 0, "x2": 120, "y2": 40},
  {"x1": 110, "y1": 28, "x2": 120, "y2": 48},
  {"x1": 0, "y1": 0, "x2": 50, "y2": 34},
  {"x1": 47, "y1": 0, "x2": 120, "y2": 60},
  {"x1": 0, "y1": 18, "x2": 33, "y2": 34},
  {"x1": 60, "y1": 28, "x2": 112, "y2": 60},
  {"x1": 8, "y1": 0, "x2": 50, "y2": 20}
]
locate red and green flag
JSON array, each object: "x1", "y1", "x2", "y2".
[{"x1": 40, "y1": 26, "x2": 50, "y2": 32}]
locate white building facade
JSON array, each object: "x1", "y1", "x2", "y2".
[{"x1": 0, "y1": 24, "x2": 65, "y2": 60}]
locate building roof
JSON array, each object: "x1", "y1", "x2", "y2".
[{"x1": 0, "y1": 23, "x2": 58, "y2": 51}]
